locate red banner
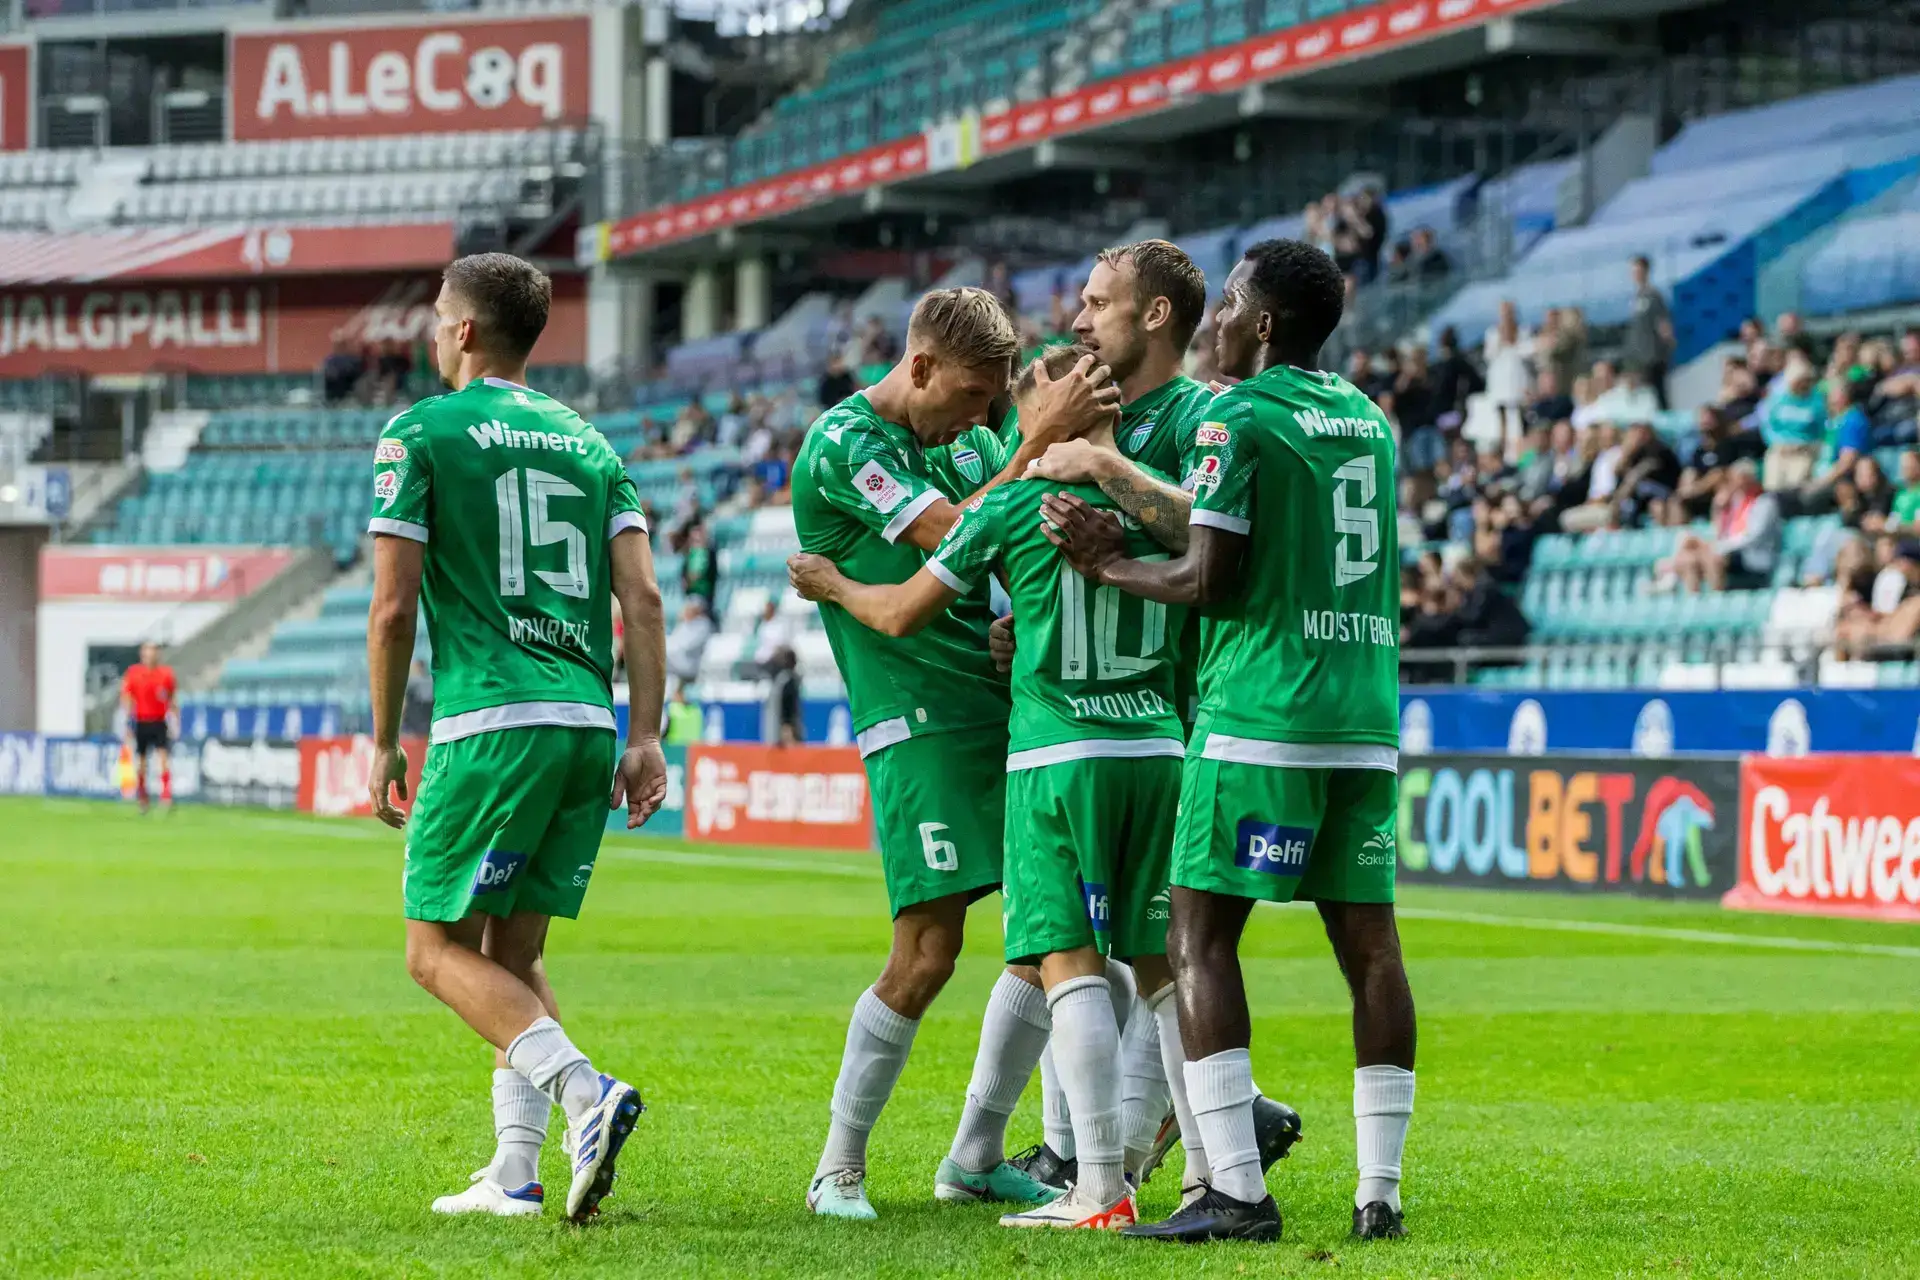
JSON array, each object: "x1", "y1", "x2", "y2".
[
  {"x1": 0, "y1": 223, "x2": 456, "y2": 287},
  {"x1": 39, "y1": 546, "x2": 295, "y2": 601},
  {"x1": 298, "y1": 734, "x2": 428, "y2": 818},
  {"x1": 0, "y1": 272, "x2": 585, "y2": 377},
  {"x1": 1724, "y1": 754, "x2": 1920, "y2": 922},
  {"x1": 230, "y1": 15, "x2": 591, "y2": 141},
  {"x1": 0, "y1": 43, "x2": 28, "y2": 152},
  {"x1": 684, "y1": 744, "x2": 873, "y2": 850},
  {"x1": 603, "y1": 0, "x2": 1555, "y2": 255}
]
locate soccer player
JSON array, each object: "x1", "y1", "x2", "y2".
[
  {"x1": 1045, "y1": 239, "x2": 1416, "y2": 1244},
  {"x1": 120, "y1": 642, "x2": 177, "y2": 813},
  {"x1": 791, "y1": 343, "x2": 1200, "y2": 1231},
  {"x1": 363, "y1": 253, "x2": 670, "y2": 1225},
  {"x1": 1003, "y1": 243, "x2": 1302, "y2": 1199},
  {"x1": 791, "y1": 288, "x2": 1119, "y2": 1220}
]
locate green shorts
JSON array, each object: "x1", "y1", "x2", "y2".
[
  {"x1": 1172, "y1": 752, "x2": 1399, "y2": 905},
  {"x1": 403, "y1": 724, "x2": 617, "y2": 923},
  {"x1": 865, "y1": 726, "x2": 1007, "y2": 917},
  {"x1": 1002, "y1": 754, "x2": 1179, "y2": 965}
]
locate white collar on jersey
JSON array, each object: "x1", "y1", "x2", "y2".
[{"x1": 480, "y1": 376, "x2": 532, "y2": 391}]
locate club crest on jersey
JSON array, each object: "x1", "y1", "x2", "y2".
[
  {"x1": 374, "y1": 439, "x2": 407, "y2": 462},
  {"x1": 952, "y1": 447, "x2": 983, "y2": 484},
  {"x1": 373, "y1": 471, "x2": 399, "y2": 505},
  {"x1": 1128, "y1": 420, "x2": 1154, "y2": 452},
  {"x1": 1234, "y1": 821, "x2": 1312, "y2": 876},
  {"x1": 1197, "y1": 423, "x2": 1231, "y2": 446}
]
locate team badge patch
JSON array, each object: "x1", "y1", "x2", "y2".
[
  {"x1": 1128, "y1": 420, "x2": 1154, "y2": 452},
  {"x1": 852, "y1": 459, "x2": 908, "y2": 513},
  {"x1": 1234, "y1": 821, "x2": 1312, "y2": 876},
  {"x1": 1197, "y1": 423, "x2": 1231, "y2": 446},
  {"x1": 373, "y1": 471, "x2": 399, "y2": 505},
  {"x1": 953, "y1": 446, "x2": 983, "y2": 484},
  {"x1": 374, "y1": 439, "x2": 407, "y2": 462}
]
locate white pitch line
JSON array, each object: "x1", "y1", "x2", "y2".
[{"x1": 1393, "y1": 905, "x2": 1920, "y2": 959}]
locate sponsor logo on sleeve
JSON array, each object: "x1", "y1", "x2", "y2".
[
  {"x1": 469, "y1": 848, "x2": 528, "y2": 896},
  {"x1": 1197, "y1": 423, "x2": 1231, "y2": 446},
  {"x1": 1234, "y1": 820, "x2": 1313, "y2": 875},
  {"x1": 852, "y1": 459, "x2": 909, "y2": 513},
  {"x1": 373, "y1": 470, "x2": 399, "y2": 504},
  {"x1": 1190, "y1": 455, "x2": 1222, "y2": 490},
  {"x1": 374, "y1": 439, "x2": 407, "y2": 462}
]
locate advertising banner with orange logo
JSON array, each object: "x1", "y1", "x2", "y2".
[
  {"x1": 1725, "y1": 753, "x2": 1920, "y2": 922},
  {"x1": 684, "y1": 744, "x2": 872, "y2": 851},
  {"x1": 1396, "y1": 755, "x2": 1741, "y2": 898}
]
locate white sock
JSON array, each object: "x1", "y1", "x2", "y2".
[
  {"x1": 1047, "y1": 975, "x2": 1125, "y2": 1205},
  {"x1": 948, "y1": 971, "x2": 1051, "y2": 1172},
  {"x1": 491, "y1": 1067, "x2": 549, "y2": 1189},
  {"x1": 1104, "y1": 958, "x2": 1137, "y2": 1032},
  {"x1": 504, "y1": 1017, "x2": 603, "y2": 1122},
  {"x1": 814, "y1": 987, "x2": 919, "y2": 1180},
  {"x1": 1150, "y1": 985, "x2": 1208, "y2": 1188},
  {"x1": 1185, "y1": 1048, "x2": 1263, "y2": 1203},
  {"x1": 1038, "y1": 1044, "x2": 1075, "y2": 1159},
  {"x1": 1354, "y1": 1065, "x2": 1415, "y2": 1212},
  {"x1": 1121, "y1": 993, "x2": 1169, "y2": 1174}
]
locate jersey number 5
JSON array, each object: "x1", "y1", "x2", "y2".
[
  {"x1": 495, "y1": 467, "x2": 589, "y2": 599},
  {"x1": 1332, "y1": 455, "x2": 1380, "y2": 586}
]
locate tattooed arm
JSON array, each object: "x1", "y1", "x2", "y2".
[{"x1": 1025, "y1": 439, "x2": 1194, "y2": 552}]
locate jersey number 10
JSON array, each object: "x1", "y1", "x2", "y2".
[
  {"x1": 1057, "y1": 558, "x2": 1168, "y2": 682},
  {"x1": 495, "y1": 467, "x2": 589, "y2": 600}
]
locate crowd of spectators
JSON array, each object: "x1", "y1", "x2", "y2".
[{"x1": 322, "y1": 336, "x2": 422, "y2": 405}]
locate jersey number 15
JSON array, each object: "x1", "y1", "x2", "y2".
[{"x1": 494, "y1": 467, "x2": 589, "y2": 599}]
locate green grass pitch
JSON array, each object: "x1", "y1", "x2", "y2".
[{"x1": 5, "y1": 797, "x2": 1918, "y2": 1277}]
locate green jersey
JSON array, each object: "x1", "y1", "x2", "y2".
[
  {"x1": 791, "y1": 393, "x2": 1011, "y2": 750},
  {"x1": 1893, "y1": 484, "x2": 1920, "y2": 529},
  {"x1": 994, "y1": 374, "x2": 1213, "y2": 480},
  {"x1": 370, "y1": 376, "x2": 645, "y2": 743},
  {"x1": 1185, "y1": 364, "x2": 1399, "y2": 764},
  {"x1": 931, "y1": 479, "x2": 1187, "y2": 767}
]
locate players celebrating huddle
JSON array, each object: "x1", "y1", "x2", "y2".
[
  {"x1": 790, "y1": 239, "x2": 1415, "y2": 1243},
  {"x1": 360, "y1": 240, "x2": 1412, "y2": 1244}
]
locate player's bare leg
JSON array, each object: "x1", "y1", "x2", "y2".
[
  {"x1": 810, "y1": 893, "x2": 969, "y2": 1219},
  {"x1": 937, "y1": 963, "x2": 1060, "y2": 1205},
  {"x1": 408, "y1": 911, "x2": 643, "y2": 1222},
  {"x1": 436, "y1": 916, "x2": 560, "y2": 1216},
  {"x1": 1318, "y1": 902, "x2": 1416, "y2": 1240},
  {"x1": 154, "y1": 745, "x2": 173, "y2": 811},
  {"x1": 132, "y1": 745, "x2": 151, "y2": 813}
]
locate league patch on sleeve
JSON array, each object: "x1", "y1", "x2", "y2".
[
  {"x1": 852, "y1": 459, "x2": 909, "y2": 513},
  {"x1": 1190, "y1": 455, "x2": 1222, "y2": 489},
  {"x1": 374, "y1": 439, "x2": 407, "y2": 462},
  {"x1": 1196, "y1": 423, "x2": 1231, "y2": 446},
  {"x1": 373, "y1": 471, "x2": 399, "y2": 505}
]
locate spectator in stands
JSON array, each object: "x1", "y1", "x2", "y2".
[
  {"x1": 1660, "y1": 459, "x2": 1780, "y2": 591},
  {"x1": 762, "y1": 647, "x2": 804, "y2": 746},
  {"x1": 401, "y1": 659, "x2": 434, "y2": 738},
  {"x1": 743, "y1": 597, "x2": 798, "y2": 677},
  {"x1": 1668, "y1": 404, "x2": 1764, "y2": 523},
  {"x1": 1344, "y1": 187, "x2": 1388, "y2": 282},
  {"x1": 664, "y1": 684, "x2": 705, "y2": 746},
  {"x1": 1516, "y1": 418, "x2": 1580, "y2": 512},
  {"x1": 1610, "y1": 422, "x2": 1683, "y2": 527},
  {"x1": 1775, "y1": 310, "x2": 1812, "y2": 357},
  {"x1": 681, "y1": 522, "x2": 718, "y2": 605},
  {"x1": 716, "y1": 392, "x2": 749, "y2": 448},
  {"x1": 1559, "y1": 423, "x2": 1622, "y2": 534},
  {"x1": 322, "y1": 338, "x2": 364, "y2": 405},
  {"x1": 1891, "y1": 449, "x2": 1920, "y2": 530},
  {"x1": 1715, "y1": 355, "x2": 1763, "y2": 425},
  {"x1": 1540, "y1": 307, "x2": 1589, "y2": 394},
  {"x1": 1624, "y1": 255, "x2": 1675, "y2": 410},
  {"x1": 1524, "y1": 369, "x2": 1573, "y2": 432},
  {"x1": 1483, "y1": 300, "x2": 1534, "y2": 455},
  {"x1": 1832, "y1": 537, "x2": 1920, "y2": 660},
  {"x1": 1406, "y1": 226, "x2": 1450, "y2": 282},
  {"x1": 1430, "y1": 325, "x2": 1483, "y2": 422},
  {"x1": 376, "y1": 340, "x2": 413, "y2": 402},
  {"x1": 1803, "y1": 375, "x2": 1875, "y2": 509},
  {"x1": 1474, "y1": 492, "x2": 1537, "y2": 585},
  {"x1": 665, "y1": 599, "x2": 714, "y2": 693},
  {"x1": 1762, "y1": 355, "x2": 1825, "y2": 490},
  {"x1": 818, "y1": 351, "x2": 856, "y2": 408},
  {"x1": 1581, "y1": 362, "x2": 1661, "y2": 431}
]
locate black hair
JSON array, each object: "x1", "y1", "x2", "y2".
[{"x1": 1239, "y1": 238, "x2": 1345, "y2": 356}]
